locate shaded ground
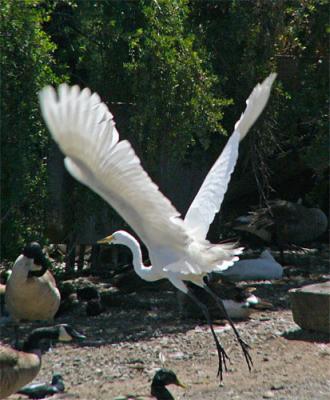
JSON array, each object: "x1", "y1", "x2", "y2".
[{"x1": 1, "y1": 247, "x2": 330, "y2": 399}]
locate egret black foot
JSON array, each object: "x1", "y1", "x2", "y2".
[
  {"x1": 216, "y1": 342, "x2": 230, "y2": 381},
  {"x1": 238, "y1": 337, "x2": 253, "y2": 371}
]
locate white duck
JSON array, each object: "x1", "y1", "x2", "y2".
[{"x1": 219, "y1": 249, "x2": 283, "y2": 282}]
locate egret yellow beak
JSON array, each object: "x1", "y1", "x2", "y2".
[{"x1": 97, "y1": 235, "x2": 113, "y2": 244}]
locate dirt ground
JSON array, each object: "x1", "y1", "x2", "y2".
[{"x1": 1, "y1": 248, "x2": 330, "y2": 400}]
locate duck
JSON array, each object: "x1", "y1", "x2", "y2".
[
  {"x1": 178, "y1": 282, "x2": 272, "y2": 320},
  {"x1": 150, "y1": 368, "x2": 186, "y2": 400},
  {"x1": 113, "y1": 368, "x2": 185, "y2": 400},
  {"x1": 17, "y1": 373, "x2": 65, "y2": 399},
  {"x1": 233, "y1": 200, "x2": 328, "y2": 262},
  {"x1": 219, "y1": 249, "x2": 283, "y2": 282},
  {"x1": 5, "y1": 242, "x2": 61, "y2": 323},
  {"x1": 0, "y1": 324, "x2": 85, "y2": 399}
]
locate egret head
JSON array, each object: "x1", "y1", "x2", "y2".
[{"x1": 97, "y1": 230, "x2": 133, "y2": 246}]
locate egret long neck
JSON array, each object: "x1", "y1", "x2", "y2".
[{"x1": 121, "y1": 235, "x2": 160, "y2": 282}]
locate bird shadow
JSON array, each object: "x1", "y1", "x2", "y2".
[{"x1": 0, "y1": 288, "x2": 205, "y2": 349}]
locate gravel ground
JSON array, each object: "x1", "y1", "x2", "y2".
[{"x1": 1, "y1": 247, "x2": 330, "y2": 399}]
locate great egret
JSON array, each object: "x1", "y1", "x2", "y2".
[{"x1": 39, "y1": 73, "x2": 276, "y2": 380}]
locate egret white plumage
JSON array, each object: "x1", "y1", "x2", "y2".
[{"x1": 39, "y1": 73, "x2": 276, "y2": 380}]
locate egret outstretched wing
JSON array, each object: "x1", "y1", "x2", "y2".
[
  {"x1": 184, "y1": 73, "x2": 276, "y2": 240},
  {"x1": 39, "y1": 85, "x2": 188, "y2": 250}
]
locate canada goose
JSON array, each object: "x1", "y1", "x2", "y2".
[
  {"x1": 113, "y1": 368, "x2": 185, "y2": 400},
  {"x1": 219, "y1": 249, "x2": 283, "y2": 282},
  {"x1": 0, "y1": 324, "x2": 85, "y2": 399},
  {"x1": 233, "y1": 200, "x2": 328, "y2": 261},
  {"x1": 5, "y1": 242, "x2": 61, "y2": 323},
  {"x1": 17, "y1": 373, "x2": 65, "y2": 399}
]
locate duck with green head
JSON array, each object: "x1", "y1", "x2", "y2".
[{"x1": 113, "y1": 368, "x2": 185, "y2": 400}]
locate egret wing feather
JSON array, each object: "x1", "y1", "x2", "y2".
[
  {"x1": 39, "y1": 85, "x2": 188, "y2": 251},
  {"x1": 184, "y1": 130, "x2": 240, "y2": 240},
  {"x1": 184, "y1": 73, "x2": 276, "y2": 240}
]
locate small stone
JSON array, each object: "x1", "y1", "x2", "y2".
[
  {"x1": 271, "y1": 384, "x2": 285, "y2": 390},
  {"x1": 259, "y1": 316, "x2": 271, "y2": 321},
  {"x1": 170, "y1": 351, "x2": 186, "y2": 360},
  {"x1": 263, "y1": 390, "x2": 275, "y2": 398}
]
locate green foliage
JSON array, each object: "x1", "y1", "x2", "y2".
[
  {"x1": 190, "y1": 1, "x2": 328, "y2": 200},
  {"x1": 0, "y1": 0, "x2": 61, "y2": 258},
  {"x1": 1, "y1": 0, "x2": 328, "y2": 259},
  {"x1": 125, "y1": 0, "x2": 229, "y2": 165}
]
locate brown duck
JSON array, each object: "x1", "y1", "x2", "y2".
[{"x1": 0, "y1": 324, "x2": 85, "y2": 399}]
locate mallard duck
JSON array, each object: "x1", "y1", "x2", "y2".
[
  {"x1": 0, "y1": 324, "x2": 85, "y2": 399},
  {"x1": 113, "y1": 368, "x2": 185, "y2": 400},
  {"x1": 17, "y1": 373, "x2": 65, "y2": 398},
  {"x1": 178, "y1": 282, "x2": 272, "y2": 320},
  {"x1": 5, "y1": 242, "x2": 61, "y2": 322},
  {"x1": 151, "y1": 368, "x2": 186, "y2": 400}
]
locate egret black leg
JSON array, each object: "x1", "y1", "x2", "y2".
[
  {"x1": 186, "y1": 289, "x2": 229, "y2": 381},
  {"x1": 203, "y1": 285, "x2": 253, "y2": 371}
]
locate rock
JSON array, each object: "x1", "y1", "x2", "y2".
[
  {"x1": 289, "y1": 281, "x2": 330, "y2": 334},
  {"x1": 86, "y1": 299, "x2": 104, "y2": 316},
  {"x1": 263, "y1": 390, "x2": 275, "y2": 398},
  {"x1": 77, "y1": 285, "x2": 100, "y2": 301},
  {"x1": 271, "y1": 384, "x2": 285, "y2": 390},
  {"x1": 57, "y1": 293, "x2": 79, "y2": 315}
]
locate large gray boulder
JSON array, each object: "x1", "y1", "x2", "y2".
[{"x1": 289, "y1": 282, "x2": 330, "y2": 334}]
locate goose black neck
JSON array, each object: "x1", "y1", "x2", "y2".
[
  {"x1": 23, "y1": 327, "x2": 59, "y2": 352},
  {"x1": 151, "y1": 383, "x2": 174, "y2": 400}
]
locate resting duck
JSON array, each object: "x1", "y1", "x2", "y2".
[
  {"x1": 17, "y1": 373, "x2": 65, "y2": 398},
  {"x1": 113, "y1": 368, "x2": 185, "y2": 400},
  {"x1": 234, "y1": 200, "x2": 328, "y2": 245},
  {"x1": 0, "y1": 324, "x2": 85, "y2": 399},
  {"x1": 219, "y1": 249, "x2": 283, "y2": 282},
  {"x1": 233, "y1": 200, "x2": 328, "y2": 262},
  {"x1": 178, "y1": 282, "x2": 272, "y2": 320}
]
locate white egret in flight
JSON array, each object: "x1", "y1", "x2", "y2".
[{"x1": 39, "y1": 73, "x2": 276, "y2": 380}]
